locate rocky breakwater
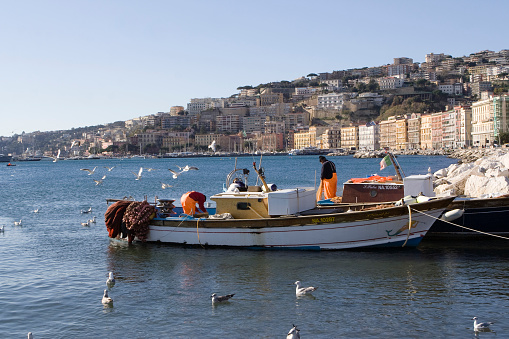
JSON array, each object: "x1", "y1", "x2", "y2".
[
  {"x1": 353, "y1": 149, "x2": 448, "y2": 158},
  {"x1": 434, "y1": 148, "x2": 509, "y2": 197}
]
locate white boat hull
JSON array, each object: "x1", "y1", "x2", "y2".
[{"x1": 142, "y1": 198, "x2": 453, "y2": 250}]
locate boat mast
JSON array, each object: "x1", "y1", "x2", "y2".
[{"x1": 388, "y1": 152, "x2": 404, "y2": 180}]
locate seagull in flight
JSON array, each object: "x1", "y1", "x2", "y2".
[
  {"x1": 80, "y1": 166, "x2": 97, "y2": 175},
  {"x1": 211, "y1": 293, "x2": 235, "y2": 304},
  {"x1": 104, "y1": 166, "x2": 115, "y2": 171},
  {"x1": 208, "y1": 140, "x2": 217, "y2": 152},
  {"x1": 52, "y1": 149, "x2": 61, "y2": 162},
  {"x1": 94, "y1": 175, "x2": 107, "y2": 185},
  {"x1": 286, "y1": 324, "x2": 300, "y2": 339},
  {"x1": 473, "y1": 317, "x2": 494, "y2": 331},
  {"x1": 102, "y1": 289, "x2": 113, "y2": 305},
  {"x1": 144, "y1": 167, "x2": 157, "y2": 171},
  {"x1": 169, "y1": 165, "x2": 199, "y2": 179},
  {"x1": 295, "y1": 281, "x2": 317, "y2": 296},
  {"x1": 161, "y1": 182, "x2": 173, "y2": 189},
  {"x1": 132, "y1": 167, "x2": 143, "y2": 180},
  {"x1": 177, "y1": 165, "x2": 199, "y2": 172}
]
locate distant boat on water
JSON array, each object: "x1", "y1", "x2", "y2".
[{"x1": 0, "y1": 154, "x2": 12, "y2": 162}]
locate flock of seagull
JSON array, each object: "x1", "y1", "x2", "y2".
[
  {"x1": 77, "y1": 164, "x2": 199, "y2": 186},
  {"x1": 20, "y1": 270, "x2": 497, "y2": 338}
]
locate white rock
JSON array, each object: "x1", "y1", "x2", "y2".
[
  {"x1": 465, "y1": 176, "x2": 509, "y2": 197},
  {"x1": 485, "y1": 167, "x2": 509, "y2": 177},
  {"x1": 434, "y1": 183, "x2": 456, "y2": 195},
  {"x1": 499, "y1": 153, "x2": 509, "y2": 169},
  {"x1": 448, "y1": 162, "x2": 474, "y2": 178},
  {"x1": 434, "y1": 168, "x2": 448, "y2": 178}
]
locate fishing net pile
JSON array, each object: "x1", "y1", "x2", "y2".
[
  {"x1": 122, "y1": 201, "x2": 156, "y2": 242},
  {"x1": 104, "y1": 200, "x2": 156, "y2": 242}
]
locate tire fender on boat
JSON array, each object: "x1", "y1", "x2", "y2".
[{"x1": 441, "y1": 208, "x2": 464, "y2": 222}]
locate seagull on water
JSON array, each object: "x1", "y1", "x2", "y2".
[
  {"x1": 132, "y1": 167, "x2": 143, "y2": 180},
  {"x1": 473, "y1": 317, "x2": 494, "y2": 331},
  {"x1": 94, "y1": 175, "x2": 107, "y2": 185},
  {"x1": 106, "y1": 272, "x2": 115, "y2": 287},
  {"x1": 81, "y1": 207, "x2": 92, "y2": 214},
  {"x1": 211, "y1": 293, "x2": 235, "y2": 304},
  {"x1": 104, "y1": 166, "x2": 115, "y2": 171},
  {"x1": 287, "y1": 324, "x2": 300, "y2": 339},
  {"x1": 81, "y1": 220, "x2": 90, "y2": 227},
  {"x1": 295, "y1": 281, "x2": 317, "y2": 296},
  {"x1": 88, "y1": 216, "x2": 97, "y2": 224},
  {"x1": 14, "y1": 219, "x2": 22, "y2": 226},
  {"x1": 102, "y1": 289, "x2": 113, "y2": 305},
  {"x1": 161, "y1": 182, "x2": 173, "y2": 189},
  {"x1": 33, "y1": 208, "x2": 39, "y2": 213},
  {"x1": 0, "y1": 225, "x2": 5, "y2": 232},
  {"x1": 80, "y1": 166, "x2": 97, "y2": 175},
  {"x1": 28, "y1": 333, "x2": 33, "y2": 339}
]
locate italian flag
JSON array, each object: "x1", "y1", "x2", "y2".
[{"x1": 380, "y1": 155, "x2": 392, "y2": 170}]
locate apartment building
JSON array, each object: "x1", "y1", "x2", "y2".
[
  {"x1": 431, "y1": 112, "x2": 443, "y2": 149},
  {"x1": 358, "y1": 124, "x2": 379, "y2": 150},
  {"x1": 395, "y1": 118, "x2": 408, "y2": 150},
  {"x1": 317, "y1": 93, "x2": 349, "y2": 110},
  {"x1": 216, "y1": 115, "x2": 241, "y2": 133},
  {"x1": 293, "y1": 126, "x2": 328, "y2": 149},
  {"x1": 321, "y1": 125, "x2": 341, "y2": 150},
  {"x1": 442, "y1": 110, "x2": 457, "y2": 148},
  {"x1": 161, "y1": 115, "x2": 191, "y2": 129},
  {"x1": 379, "y1": 117, "x2": 397, "y2": 150},
  {"x1": 377, "y1": 77, "x2": 405, "y2": 90},
  {"x1": 187, "y1": 98, "x2": 227, "y2": 116},
  {"x1": 340, "y1": 126, "x2": 359, "y2": 150},
  {"x1": 471, "y1": 97, "x2": 494, "y2": 147},
  {"x1": 407, "y1": 113, "x2": 421, "y2": 150},
  {"x1": 455, "y1": 105, "x2": 472, "y2": 148},
  {"x1": 420, "y1": 114, "x2": 432, "y2": 149},
  {"x1": 438, "y1": 83, "x2": 463, "y2": 96},
  {"x1": 242, "y1": 116, "x2": 264, "y2": 133},
  {"x1": 493, "y1": 96, "x2": 509, "y2": 144}
]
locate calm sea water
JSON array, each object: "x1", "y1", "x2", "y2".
[{"x1": 1, "y1": 155, "x2": 508, "y2": 338}]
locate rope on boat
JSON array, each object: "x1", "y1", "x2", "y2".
[
  {"x1": 409, "y1": 207, "x2": 509, "y2": 240},
  {"x1": 248, "y1": 206, "x2": 264, "y2": 218},
  {"x1": 196, "y1": 218, "x2": 206, "y2": 248},
  {"x1": 402, "y1": 205, "x2": 412, "y2": 247}
]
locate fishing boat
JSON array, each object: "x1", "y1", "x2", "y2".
[
  {"x1": 0, "y1": 154, "x2": 12, "y2": 162},
  {"x1": 428, "y1": 194, "x2": 509, "y2": 236},
  {"x1": 334, "y1": 153, "x2": 509, "y2": 237},
  {"x1": 105, "y1": 160, "x2": 454, "y2": 250}
]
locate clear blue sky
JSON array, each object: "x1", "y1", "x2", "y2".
[{"x1": 1, "y1": 0, "x2": 507, "y2": 137}]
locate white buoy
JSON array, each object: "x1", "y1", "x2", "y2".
[{"x1": 441, "y1": 209, "x2": 464, "y2": 222}]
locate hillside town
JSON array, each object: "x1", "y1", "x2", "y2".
[{"x1": 2, "y1": 49, "x2": 509, "y2": 159}]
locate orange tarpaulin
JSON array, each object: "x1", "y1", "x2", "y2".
[{"x1": 348, "y1": 175, "x2": 394, "y2": 184}]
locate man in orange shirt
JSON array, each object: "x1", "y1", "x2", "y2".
[{"x1": 181, "y1": 191, "x2": 209, "y2": 216}]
